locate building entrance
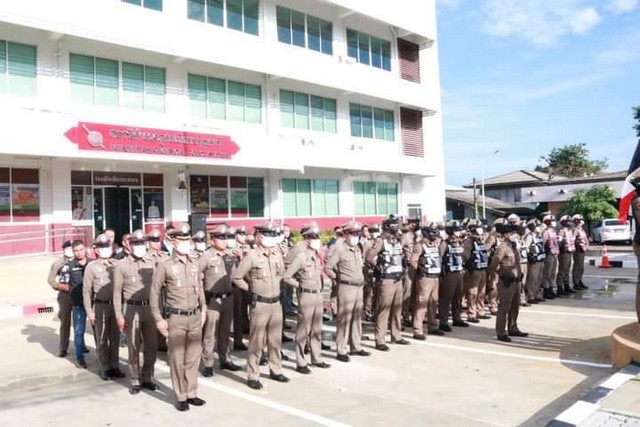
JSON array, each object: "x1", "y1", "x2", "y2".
[{"x1": 93, "y1": 187, "x2": 143, "y2": 243}]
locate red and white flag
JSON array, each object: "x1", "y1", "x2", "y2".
[{"x1": 618, "y1": 142, "x2": 640, "y2": 223}]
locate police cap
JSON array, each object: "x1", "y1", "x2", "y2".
[
  {"x1": 168, "y1": 223, "x2": 191, "y2": 240},
  {"x1": 210, "y1": 224, "x2": 228, "y2": 238},
  {"x1": 254, "y1": 221, "x2": 278, "y2": 236},
  {"x1": 128, "y1": 229, "x2": 146, "y2": 243},
  {"x1": 192, "y1": 230, "x2": 206, "y2": 242},
  {"x1": 94, "y1": 233, "x2": 111, "y2": 247}
]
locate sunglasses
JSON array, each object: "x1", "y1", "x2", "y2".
[
  {"x1": 260, "y1": 231, "x2": 278, "y2": 237},
  {"x1": 147, "y1": 237, "x2": 161, "y2": 243}
]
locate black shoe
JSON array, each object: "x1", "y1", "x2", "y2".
[
  {"x1": 478, "y1": 315, "x2": 491, "y2": 320},
  {"x1": 75, "y1": 359, "x2": 87, "y2": 369},
  {"x1": 130, "y1": 385, "x2": 141, "y2": 395},
  {"x1": 100, "y1": 370, "x2": 111, "y2": 381},
  {"x1": 467, "y1": 318, "x2": 480, "y2": 323},
  {"x1": 304, "y1": 344, "x2": 310, "y2": 354},
  {"x1": 428, "y1": 329, "x2": 445, "y2": 336},
  {"x1": 521, "y1": 302, "x2": 531, "y2": 307},
  {"x1": 58, "y1": 350, "x2": 67, "y2": 357},
  {"x1": 282, "y1": 335, "x2": 293, "y2": 343},
  {"x1": 497, "y1": 335, "x2": 512, "y2": 343},
  {"x1": 220, "y1": 361, "x2": 241, "y2": 372},
  {"x1": 247, "y1": 380, "x2": 263, "y2": 390},
  {"x1": 311, "y1": 362, "x2": 331, "y2": 368},
  {"x1": 393, "y1": 339, "x2": 410, "y2": 345},
  {"x1": 535, "y1": 297, "x2": 545, "y2": 303},
  {"x1": 336, "y1": 354, "x2": 350, "y2": 362},
  {"x1": 141, "y1": 382, "x2": 157, "y2": 391},
  {"x1": 564, "y1": 286, "x2": 575, "y2": 294},
  {"x1": 490, "y1": 311, "x2": 498, "y2": 316},
  {"x1": 296, "y1": 366, "x2": 311, "y2": 374},
  {"x1": 269, "y1": 372, "x2": 290, "y2": 383},
  {"x1": 452, "y1": 320, "x2": 469, "y2": 327},
  {"x1": 259, "y1": 356, "x2": 268, "y2": 366},
  {"x1": 83, "y1": 347, "x2": 90, "y2": 354},
  {"x1": 175, "y1": 401, "x2": 189, "y2": 412},
  {"x1": 543, "y1": 289, "x2": 555, "y2": 300},
  {"x1": 234, "y1": 343, "x2": 248, "y2": 351},
  {"x1": 350, "y1": 350, "x2": 371, "y2": 357},
  {"x1": 187, "y1": 397, "x2": 206, "y2": 406},
  {"x1": 110, "y1": 368, "x2": 126, "y2": 379},
  {"x1": 580, "y1": 282, "x2": 589, "y2": 290},
  {"x1": 556, "y1": 289, "x2": 566, "y2": 297},
  {"x1": 413, "y1": 334, "x2": 426, "y2": 341},
  {"x1": 508, "y1": 330, "x2": 529, "y2": 337},
  {"x1": 528, "y1": 299, "x2": 538, "y2": 304},
  {"x1": 202, "y1": 367, "x2": 214, "y2": 377},
  {"x1": 321, "y1": 342, "x2": 331, "y2": 350},
  {"x1": 281, "y1": 352, "x2": 289, "y2": 361},
  {"x1": 439, "y1": 324, "x2": 452, "y2": 332},
  {"x1": 376, "y1": 343, "x2": 390, "y2": 351}
]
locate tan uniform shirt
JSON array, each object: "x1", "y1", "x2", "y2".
[
  {"x1": 113, "y1": 254, "x2": 156, "y2": 319},
  {"x1": 484, "y1": 233, "x2": 498, "y2": 256},
  {"x1": 488, "y1": 240, "x2": 522, "y2": 280},
  {"x1": 47, "y1": 256, "x2": 68, "y2": 290},
  {"x1": 148, "y1": 250, "x2": 168, "y2": 265},
  {"x1": 201, "y1": 248, "x2": 235, "y2": 294},
  {"x1": 232, "y1": 247, "x2": 285, "y2": 298},
  {"x1": 150, "y1": 253, "x2": 207, "y2": 322},
  {"x1": 83, "y1": 258, "x2": 117, "y2": 315},
  {"x1": 285, "y1": 241, "x2": 307, "y2": 266},
  {"x1": 324, "y1": 241, "x2": 364, "y2": 284},
  {"x1": 401, "y1": 231, "x2": 417, "y2": 262},
  {"x1": 282, "y1": 246, "x2": 323, "y2": 291}
]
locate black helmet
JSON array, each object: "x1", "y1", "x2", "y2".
[
  {"x1": 382, "y1": 214, "x2": 400, "y2": 232},
  {"x1": 421, "y1": 222, "x2": 440, "y2": 240},
  {"x1": 445, "y1": 220, "x2": 462, "y2": 236}
]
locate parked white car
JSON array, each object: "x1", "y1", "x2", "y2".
[{"x1": 591, "y1": 219, "x2": 631, "y2": 244}]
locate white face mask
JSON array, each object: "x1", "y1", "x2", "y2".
[
  {"x1": 175, "y1": 241, "x2": 192, "y2": 255},
  {"x1": 63, "y1": 248, "x2": 73, "y2": 258},
  {"x1": 439, "y1": 230, "x2": 447, "y2": 239},
  {"x1": 261, "y1": 236, "x2": 277, "y2": 248},
  {"x1": 348, "y1": 236, "x2": 360, "y2": 246},
  {"x1": 226, "y1": 239, "x2": 237, "y2": 249},
  {"x1": 195, "y1": 242, "x2": 206, "y2": 252},
  {"x1": 97, "y1": 247, "x2": 112, "y2": 259},
  {"x1": 535, "y1": 226, "x2": 541, "y2": 233},
  {"x1": 453, "y1": 231, "x2": 462, "y2": 238},
  {"x1": 509, "y1": 234, "x2": 518, "y2": 243},
  {"x1": 132, "y1": 245, "x2": 147, "y2": 258},
  {"x1": 476, "y1": 228, "x2": 484, "y2": 236},
  {"x1": 550, "y1": 221, "x2": 557, "y2": 228},
  {"x1": 309, "y1": 239, "x2": 322, "y2": 251}
]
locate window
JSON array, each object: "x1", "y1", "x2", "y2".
[
  {"x1": 122, "y1": 62, "x2": 165, "y2": 112},
  {"x1": 188, "y1": 73, "x2": 261, "y2": 123},
  {"x1": 354, "y1": 181, "x2": 397, "y2": 216},
  {"x1": 0, "y1": 168, "x2": 40, "y2": 223},
  {"x1": 400, "y1": 107, "x2": 423, "y2": 157},
  {"x1": 276, "y1": 6, "x2": 333, "y2": 55},
  {"x1": 346, "y1": 29, "x2": 391, "y2": 71},
  {"x1": 0, "y1": 40, "x2": 37, "y2": 97},
  {"x1": 189, "y1": 174, "x2": 264, "y2": 217},
  {"x1": 350, "y1": 103, "x2": 394, "y2": 141},
  {"x1": 280, "y1": 90, "x2": 336, "y2": 132},
  {"x1": 122, "y1": 0, "x2": 163, "y2": 11},
  {"x1": 188, "y1": 0, "x2": 259, "y2": 35},
  {"x1": 282, "y1": 179, "x2": 338, "y2": 217}
]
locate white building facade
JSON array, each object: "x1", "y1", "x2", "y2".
[{"x1": 0, "y1": 0, "x2": 445, "y2": 256}]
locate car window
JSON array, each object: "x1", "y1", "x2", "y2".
[{"x1": 604, "y1": 220, "x2": 624, "y2": 226}]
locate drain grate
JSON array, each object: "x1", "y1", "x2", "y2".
[{"x1": 37, "y1": 306, "x2": 54, "y2": 314}]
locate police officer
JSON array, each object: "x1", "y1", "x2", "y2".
[
  {"x1": 401, "y1": 218, "x2": 420, "y2": 326},
  {"x1": 282, "y1": 225, "x2": 331, "y2": 373},
  {"x1": 410, "y1": 223, "x2": 444, "y2": 339},
  {"x1": 439, "y1": 220, "x2": 469, "y2": 332},
  {"x1": 541, "y1": 214, "x2": 560, "y2": 299},
  {"x1": 483, "y1": 221, "x2": 500, "y2": 316},
  {"x1": 113, "y1": 230, "x2": 158, "y2": 394},
  {"x1": 83, "y1": 234, "x2": 124, "y2": 380},
  {"x1": 150, "y1": 224, "x2": 207, "y2": 412},
  {"x1": 201, "y1": 225, "x2": 241, "y2": 377},
  {"x1": 146, "y1": 229, "x2": 169, "y2": 352},
  {"x1": 233, "y1": 222, "x2": 289, "y2": 390},
  {"x1": 524, "y1": 219, "x2": 546, "y2": 303},
  {"x1": 572, "y1": 214, "x2": 589, "y2": 290},
  {"x1": 47, "y1": 240, "x2": 74, "y2": 357},
  {"x1": 362, "y1": 223, "x2": 380, "y2": 321},
  {"x1": 192, "y1": 231, "x2": 207, "y2": 254},
  {"x1": 326, "y1": 225, "x2": 345, "y2": 319},
  {"x1": 232, "y1": 225, "x2": 251, "y2": 351},
  {"x1": 557, "y1": 215, "x2": 576, "y2": 295},
  {"x1": 514, "y1": 221, "x2": 531, "y2": 306},
  {"x1": 325, "y1": 221, "x2": 371, "y2": 362},
  {"x1": 488, "y1": 219, "x2": 528, "y2": 342},
  {"x1": 366, "y1": 215, "x2": 409, "y2": 351},
  {"x1": 462, "y1": 219, "x2": 489, "y2": 323}
]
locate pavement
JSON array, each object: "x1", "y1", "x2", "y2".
[{"x1": 1, "y1": 254, "x2": 640, "y2": 426}]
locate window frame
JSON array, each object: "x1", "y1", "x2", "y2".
[
  {"x1": 279, "y1": 89, "x2": 337, "y2": 133},
  {"x1": 189, "y1": 174, "x2": 265, "y2": 218},
  {"x1": 0, "y1": 40, "x2": 37, "y2": 97},
  {"x1": 188, "y1": 72, "x2": 262, "y2": 123},
  {"x1": 354, "y1": 181, "x2": 398, "y2": 216},
  {"x1": 282, "y1": 178, "x2": 340, "y2": 217},
  {"x1": 276, "y1": 6, "x2": 333, "y2": 56},
  {"x1": 188, "y1": 0, "x2": 259, "y2": 35},
  {"x1": 122, "y1": 0, "x2": 163, "y2": 11},
  {"x1": 349, "y1": 103, "x2": 395, "y2": 141},
  {"x1": 346, "y1": 28, "x2": 391, "y2": 71},
  {"x1": 0, "y1": 167, "x2": 41, "y2": 223}
]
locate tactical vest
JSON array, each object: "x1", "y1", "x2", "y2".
[
  {"x1": 470, "y1": 240, "x2": 488, "y2": 270},
  {"x1": 445, "y1": 242, "x2": 463, "y2": 273},
  {"x1": 58, "y1": 262, "x2": 71, "y2": 284},
  {"x1": 546, "y1": 231, "x2": 559, "y2": 256},
  {"x1": 560, "y1": 230, "x2": 576, "y2": 254},
  {"x1": 517, "y1": 238, "x2": 528, "y2": 265},
  {"x1": 222, "y1": 253, "x2": 236, "y2": 274},
  {"x1": 378, "y1": 239, "x2": 404, "y2": 277},
  {"x1": 420, "y1": 243, "x2": 442, "y2": 275},
  {"x1": 529, "y1": 236, "x2": 546, "y2": 263}
]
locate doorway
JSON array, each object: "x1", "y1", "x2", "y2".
[{"x1": 93, "y1": 187, "x2": 143, "y2": 242}]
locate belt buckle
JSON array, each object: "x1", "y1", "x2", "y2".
[{"x1": 141, "y1": 300, "x2": 149, "y2": 306}]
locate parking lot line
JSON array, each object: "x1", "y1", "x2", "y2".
[
  {"x1": 524, "y1": 309, "x2": 636, "y2": 320},
  {"x1": 155, "y1": 364, "x2": 351, "y2": 427}
]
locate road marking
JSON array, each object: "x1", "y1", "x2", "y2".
[
  {"x1": 154, "y1": 364, "x2": 351, "y2": 427},
  {"x1": 583, "y1": 274, "x2": 635, "y2": 280},
  {"x1": 523, "y1": 309, "x2": 636, "y2": 320}
]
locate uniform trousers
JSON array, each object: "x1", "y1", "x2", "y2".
[
  {"x1": 202, "y1": 295, "x2": 234, "y2": 367},
  {"x1": 124, "y1": 304, "x2": 157, "y2": 385},
  {"x1": 496, "y1": 280, "x2": 521, "y2": 336},
  {"x1": 526, "y1": 262, "x2": 543, "y2": 300},
  {"x1": 336, "y1": 284, "x2": 364, "y2": 355},
  {"x1": 363, "y1": 269, "x2": 377, "y2": 318},
  {"x1": 439, "y1": 272, "x2": 464, "y2": 325},
  {"x1": 402, "y1": 268, "x2": 417, "y2": 317},
  {"x1": 464, "y1": 269, "x2": 486, "y2": 320},
  {"x1": 233, "y1": 287, "x2": 249, "y2": 346},
  {"x1": 572, "y1": 251, "x2": 586, "y2": 286},
  {"x1": 542, "y1": 254, "x2": 558, "y2": 290},
  {"x1": 412, "y1": 276, "x2": 439, "y2": 335},
  {"x1": 556, "y1": 252, "x2": 573, "y2": 288},
  {"x1": 168, "y1": 312, "x2": 202, "y2": 401},
  {"x1": 483, "y1": 273, "x2": 499, "y2": 314},
  {"x1": 519, "y1": 263, "x2": 528, "y2": 304},
  {"x1": 94, "y1": 302, "x2": 120, "y2": 372},
  {"x1": 57, "y1": 291, "x2": 73, "y2": 353},
  {"x1": 375, "y1": 278, "x2": 403, "y2": 344},
  {"x1": 247, "y1": 301, "x2": 283, "y2": 381},
  {"x1": 295, "y1": 291, "x2": 324, "y2": 367}
]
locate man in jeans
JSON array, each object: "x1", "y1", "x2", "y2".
[{"x1": 68, "y1": 240, "x2": 92, "y2": 368}]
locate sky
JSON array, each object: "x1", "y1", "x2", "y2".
[{"x1": 435, "y1": 0, "x2": 640, "y2": 186}]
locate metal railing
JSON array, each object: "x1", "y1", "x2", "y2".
[{"x1": 0, "y1": 226, "x2": 91, "y2": 257}]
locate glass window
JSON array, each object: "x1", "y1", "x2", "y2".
[
  {"x1": 208, "y1": 0, "x2": 224, "y2": 26},
  {"x1": 361, "y1": 105, "x2": 373, "y2": 139},
  {"x1": 296, "y1": 179, "x2": 311, "y2": 216},
  {"x1": 277, "y1": 7, "x2": 331, "y2": 55},
  {"x1": 69, "y1": 53, "x2": 95, "y2": 105},
  {"x1": 324, "y1": 98, "x2": 337, "y2": 134},
  {"x1": 122, "y1": 62, "x2": 144, "y2": 110},
  {"x1": 95, "y1": 58, "x2": 119, "y2": 107},
  {"x1": 354, "y1": 181, "x2": 364, "y2": 216},
  {"x1": 320, "y1": 20, "x2": 333, "y2": 55},
  {"x1": 307, "y1": 16, "x2": 320, "y2": 52},
  {"x1": 208, "y1": 77, "x2": 226, "y2": 119},
  {"x1": 144, "y1": 0, "x2": 162, "y2": 11},
  {"x1": 294, "y1": 92, "x2": 309, "y2": 129},
  {"x1": 247, "y1": 177, "x2": 264, "y2": 217},
  {"x1": 190, "y1": 175, "x2": 210, "y2": 214},
  {"x1": 282, "y1": 178, "x2": 297, "y2": 217},
  {"x1": 244, "y1": 0, "x2": 259, "y2": 35},
  {"x1": 71, "y1": 186, "x2": 93, "y2": 221},
  {"x1": 346, "y1": 29, "x2": 391, "y2": 71},
  {"x1": 144, "y1": 66, "x2": 165, "y2": 112},
  {"x1": 6, "y1": 42, "x2": 37, "y2": 97},
  {"x1": 0, "y1": 42, "x2": 6, "y2": 94},
  {"x1": 244, "y1": 84, "x2": 261, "y2": 123},
  {"x1": 373, "y1": 108, "x2": 385, "y2": 140},
  {"x1": 350, "y1": 103, "x2": 361, "y2": 137},
  {"x1": 377, "y1": 183, "x2": 388, "y2": 215},
  {"x1": 350, "y1": 103, "x2": 394, "y2": 141},
  {"x1": 325, "y1": 179, "x2": 339, "y2": 215},
  {"x1": 227, "y1": 80, "x2": 245, "y2": 121},
  {"x1": 144, "y1": 188, "x2": 164, "y2": 220},
  {"x1": 357, "y1": 32, "x2": 370, "y2": 65},
  {"x1": 347, "y1": 29, "x2": 358, "y2": 60},
  {"x1": 11, "y1": 168, "x2": 40, "y2": 222},
  {"x1": 364, "y1": 182, "x2": 376, "y2": 215},
  {"x1": 276, "y1": 6, "x2": 291, "y2": 44},
  {"x1": 311, "y1": 179, "x2": 339, "y2": 216},
  {"x1": 310, "y1": 95, "x2": 324, "y2": 132},
  {"x1": 371, "y1": 37, "x2": 382, "y2": 69},
  {"x1": 226, "y1": 0, "x2": 243, "y2": 31},
  {"x1": 189, "y1": 74, "x2": 259, "y2": 123},
  {"x1": 187, "y1": 0, "x2": 205, "y2": 21},
  {"x1": 280, "y1": 90, "x2": 295, "y2": 128},
  {"x1": 384, "y1": 110, "x2": 395, "y2": 141},
  {"x1": 381, "y1": 40, "x2": 391, "y2": 71},
  {"x1": 291, "y1": 10, "x2": 306, "y2": 48},
  {"x1": 188, "y1": 73, "x2": 207, "y2": 117}
]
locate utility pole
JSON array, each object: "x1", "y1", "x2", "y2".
[{"x1": 473, "y1": 177, "x2": 478, "y2": 219}]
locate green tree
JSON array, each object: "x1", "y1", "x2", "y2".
[
  {"x1": 634, "y1": 106, "x2": 640, "y2": 137},
  {"x1": 561, "y1": 185, "x2": 618, "y2": 225},
  {"x1": 535, "y1": 143, "x2": 608, "y2": 178}
]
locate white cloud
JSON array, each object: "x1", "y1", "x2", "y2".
[
  {"x1": 604, "y1": 0, "x2": 639, "y2": 14},
  {"x1": 482, "y1": 0, "x2": 602, "y2": 47},
  {"x1": 594, "y1": 29, "x2": 640, "y2": 66}
]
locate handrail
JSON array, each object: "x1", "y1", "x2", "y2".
[{"x1": 0, "y1": 226, "x2": 80, "y2": 238}]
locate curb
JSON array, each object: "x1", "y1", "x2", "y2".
[
  {"x1": 0, "y1": 299, "x2": 57, "y2": 320},
  {"x1": 547, "y1": 363, "x2": 640, "y2": 426},
  {"x1": 587, "y1": 258, "x2": 636, "y2": 269}
]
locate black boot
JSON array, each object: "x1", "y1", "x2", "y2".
[
  {"x1": 564, "y1": 285, "x2": 575, "y2": 294},
  {"x1": 543, "y1": 289, "x2": 555, "y2": 300}
]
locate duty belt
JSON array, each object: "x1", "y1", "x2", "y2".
[
  {"x1": 419, "y1": 272, "x2": 440, "y2": 279},
  {"x1": 300, "y1": 288, "x2": 321, "y2": 294},
  {"x1": 125, "y1": 299, "x2": 149, "y2": 306},
  {"x1": 339, "y1": 279, "x2": 363, "y2": 287},
  {"x1": 166, "y1": 306, "x2": 201, "y2": 316},
  {"x1": 94, "y1": 298, "x2": 113, "y2": 305},
  {"x1": 254, "y1": 294, "x2": 280, "y2": 304},
  {"x1": 211, "y1": 291, "x2": 232, "y2": 299},
  {"x1": 381, "y1": 273, "x2": 403, "y2": 281}
]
